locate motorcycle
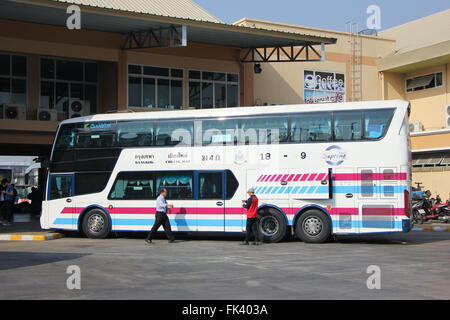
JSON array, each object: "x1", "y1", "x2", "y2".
[{"x1": 413, "y1": 194, "x2": 450, "y2": 224}]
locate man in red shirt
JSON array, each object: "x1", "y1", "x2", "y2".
[{"x1": 241, "y1": 188, "x2": 260, "y2": 245}]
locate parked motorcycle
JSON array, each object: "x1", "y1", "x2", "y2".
[{"x1": 412, "y1": 193, "x2": 450, "y2": 224}]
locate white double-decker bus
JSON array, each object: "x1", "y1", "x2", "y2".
[{"x1": 41, "y1": 100, "x2": 412, "y2": 243}]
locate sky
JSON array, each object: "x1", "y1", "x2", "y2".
[{"x1": 194, "y1": 0, "x2": 449, "y2": 32}]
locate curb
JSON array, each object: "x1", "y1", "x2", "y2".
[
  {"x1": 0, "y1": 233, "x2": 64, "y2": 241},
  {"x1": 412, "y1": 226, "x2": 450, "y2": 232}
]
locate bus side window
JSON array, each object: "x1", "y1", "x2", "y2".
[
  {"x1": 155, "y1": 172, "x2": 193, "y2": 199},
  {"x1": 54, "y1": 123, "x2": 81, "y2": 149},
  {"x1": 155, "y1": 120, "x2": 194, "y2": 147},
  {"x1": 226, "y1": 170, "x2": 239, "y2": 200},
  {"x1": 291, "y1": 113, "x2": 332, "y2": 142},
  {"x1": 334, "y1": 111, "x2": 362, "y2": 141},
  {"x1": 108, "y1": 172, "x2": 155, "y2": 200},
  {"x1": 117, "y1": 121, "x2": 153, "y2": 147},
  {"x1": 49, "y1": 175, "x2": 72, "y2": 200},
  {"x1": 199, "y1": 119, "x2": 239, "y2": 146},
  {"x1": 199, "y1": 172, "x2": 223, "y2": 200},
  {"x1": 364, "y1": 109, "x2": 394, "y2": 139},
  {"x1": 240, "y1": 116, "x2": 289, "y2": 144}
]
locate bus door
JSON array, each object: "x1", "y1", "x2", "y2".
[
  {"x1": 47, "y1": 173, "x2": 75, "y2": 229},
  {"x1": 196, "y1": 171, "x2": 225, "y2": 232},
  {"x1": 333, "y1": 168, "x2": 357, "y2": 233}
]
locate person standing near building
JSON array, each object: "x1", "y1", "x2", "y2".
[
  {"x1": 241, "y1": 188, "x2": 260, "y2": 245},
  {"x1": 1, "y1": 179, "x2": 14, "y2": 225},
  {"x1": 145, "y1": 187, "x2": 175, "y2": 244}
]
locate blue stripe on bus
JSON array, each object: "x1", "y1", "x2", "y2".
[
  {"x1": 277, "y1": 187, "x2": 286, "y2": 194},
  {"x1": 284, "y1": 186, "x2": 293, "y2": 194},
  {"x1": 271, "y1": 187, "x2": 280, "y2": 194},
  {"x1": 53, "y1": 218, "x2": 72, "y2": 225},
  {"x1": 299, "y1": 186, "x2": 309, "y2": 194}
]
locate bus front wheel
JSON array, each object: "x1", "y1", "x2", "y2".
[
  {"x1": 81, "y1": 209, "x2": 111, "y2": 239},
  {"x1": 258, "y1": 208, "x2": 287, "y2": 243},
  {"x1": 295, "y1": 209, "x2": 331, "y2": 243}
]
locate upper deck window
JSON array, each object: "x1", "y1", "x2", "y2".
[{"x1": 291, "y1": 113, "x2": 332, "y2": 142}]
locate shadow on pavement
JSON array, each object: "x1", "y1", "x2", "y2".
[{"x1": 0, "y1": 252, "x2": 91, "y2": 270}]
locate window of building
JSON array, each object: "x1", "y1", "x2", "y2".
[
  {"x1": 189, "y1": 70, "x2": 239, "y2": 109},
  {"x1": 406, "y1": 72, "x2": 443, "y2": 92},
  {"x1": 40, "y1": 58, "x2": 98, "y2": 113},
  {"x1": 128, "y1": 64, "x2": 183, "y2": 109},
  {"x1": 0, "y1": 53, "x2": 27, "y2": 105}
]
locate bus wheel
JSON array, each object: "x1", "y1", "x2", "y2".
[
  {"x1": 295, "y1": 209, "x2": 331, "y2": 243},
  {"x1": 81, "y1": 209, "x2": 111, "y2": 239},
  {"x1": 258, "y1": 208, "x2": 287, "y2": 243}
]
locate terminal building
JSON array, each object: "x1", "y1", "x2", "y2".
[{"x1": 0, "y1": 0, "x2": 448, "y2": 196}]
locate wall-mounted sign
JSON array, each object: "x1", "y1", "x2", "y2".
[{"x1": 304, "y1": 70, "x2": 346, "y2": 104}]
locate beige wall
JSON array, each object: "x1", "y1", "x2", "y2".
[
  {"x1": 235, "y1": 19, "x2": 395, "y2": 105},
  {"x1": 412, "y1": 168, "x2": 450, "y2": 199},
  {"x1": 405, "y1": 65, "x2": 448, "y2": 130}
]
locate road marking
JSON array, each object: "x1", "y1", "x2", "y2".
[{"x1": 0, "y1": 233, "x2": 64, "y2": 241}]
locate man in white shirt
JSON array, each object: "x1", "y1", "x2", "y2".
[{"x1": 145, "y1": 187, "x2": 175, "y2": 244}]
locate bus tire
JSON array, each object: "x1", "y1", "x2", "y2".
[
  {"x1": 81, "y1": 208, "x2": 111, "y2": 239},
  {"x1": 258, "y1": 208, "x2": 287, "y2": 243},
  {"x1": 295, "y1": 209, "x2": 331, "y2": 243}
]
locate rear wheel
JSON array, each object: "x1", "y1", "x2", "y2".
[
  {"x1": 81, "y1": 209, "x2": 111, "y2": 239},
  {"x1": 258, "y1": 208, "x2": 287, "y2": 243},
  {"x1": 295, "y1": 209, "x2": 331, "y2": 243}
]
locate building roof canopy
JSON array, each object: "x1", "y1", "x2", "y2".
[{"x1": 0, "y1": 0, "x2": 336, "y2": 48}]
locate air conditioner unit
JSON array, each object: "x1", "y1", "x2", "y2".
[
  {"x1": 446, "y1": 104, "x2": 450, "y2": 129},
  {"x1": 409, "y1": 122, "x2": 424, "y2": 132},
  {"x1": 37, "y1": 108, "x2": 58, "y2": 121},
  {"x1": 2, "y1": 104, "x2": 26, "y2": 120},
  {"x1": 68, "y1": 99, "x2": 90, "y2": 118}
]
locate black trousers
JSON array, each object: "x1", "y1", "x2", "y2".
[
  {"x1": 245, "y1": 217, "x2": 260, "y2": 242},
  {"x1": 1, "y1": 200, "x2": 13, "y2": 222},
  {"x1": 146, "y1": 211, "x2": 174, "y2": 241}
]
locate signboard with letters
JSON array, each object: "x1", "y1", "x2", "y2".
[{"x1": 303, "y1": 70, "x2": 346, "y2": 104}]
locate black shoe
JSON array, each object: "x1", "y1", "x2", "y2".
[
  {"x1": 168, "y1": 239, "x2": 175, "y2": 243},
  {"x1": 145, "y1": 239, "x2": 152, "y2": 244},
  {"x1": 252, "y1": 241, "x2": 261, "y2": 246},
  {"x1": 240, "y1": 241, "x2": 249, "y2": 245}
]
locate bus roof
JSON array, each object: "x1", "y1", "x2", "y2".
[{"x1": 61, "y1": 100, "x2": 409, "y2": 125}]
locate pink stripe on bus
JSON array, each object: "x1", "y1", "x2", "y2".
[
  {"x1": 293, "y1": 174, "x2": 302, "y2": 182},
  {"x1": 269, "y1": 175, "x2": 277, "y2": 182},
  {"x1": 286, "y1": 174, "x2": 295, "y2": 182},
  {"x1": 274, "y1": 174, "x2": 283, "y2": 182},
  {"x1": 307, "y1": 174, "x2": 317, "y2": 181},
  {"x1": 316, "y1": 173, "x2": 326, "y2": 181},
  {"x1": 300, "y1": 174, "x2": 309, "y2": 181},
  {"x1": 333, "y1": 173, "x2": 407, "y2": 181}
]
